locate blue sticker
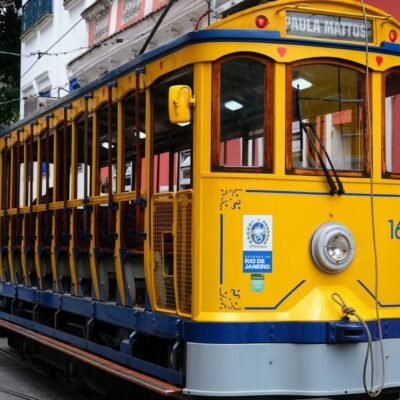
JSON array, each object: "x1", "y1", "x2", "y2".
[
  {"x1": 243, "y1": 216, "x2": 273, "y2": 274},
  {"x1": 243, "y1": 251, "x2": 272, "y2": 273}
]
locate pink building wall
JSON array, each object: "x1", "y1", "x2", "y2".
[{"x1": 365, "y1": 0, "x2": 400, "y2": 20}]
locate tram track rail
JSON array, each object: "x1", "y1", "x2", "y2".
[{"x1": 0, "y1": 386, "x2": 41, "y2": 400}]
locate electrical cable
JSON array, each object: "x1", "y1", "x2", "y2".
[
  {"x1": 20, "y1": 17, "x2": 84, "y2": 81},
  {"x1": 0, "y1": 49, "x2": 21, "y2": 57},
  {"x1": 0, "y1": 97, "x2": 22, "y2": 106},
  {"x1": 360, "y1": 0, "x2": 385, "y2": 396},
  {"x1": 331, "y1": 294, "x2": 379, "y2": 396}
]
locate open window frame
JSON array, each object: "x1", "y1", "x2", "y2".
[{"x1": 211, "y1": 53, "x2": 274, "y2": 173}]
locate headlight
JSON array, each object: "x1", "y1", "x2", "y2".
[{"x1": 311, "y1": 222, "x2": 355, "y2": 273}]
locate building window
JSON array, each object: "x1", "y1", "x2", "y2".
[
  {"x1": 21, "y1": 0, "x2": 53, "y2": 36},
  {"x1": 287, "y1": 61, "x2": 367, "y2": 175},
  {"x1": 69, "y1": 79, "x2": 81, "y2": 92},
  {"x1": 85, "y1": 1, "x2": 112, "y2": 46},
  {"x1": 117, "y1": 0, "x2": 144, "y2": 30},
  {"x1": 212, "y1": 54, "x2": 273, "y2": 172},
  {"x1": 38, "y1": 90, "x2": 50, "y2": 97}
]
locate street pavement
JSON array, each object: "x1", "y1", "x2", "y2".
[{"x1": 0, "y1": 337, "x2": 85, "y2": 400}]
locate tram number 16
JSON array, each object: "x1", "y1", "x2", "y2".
[{"x1": 388, "y1": 220, "x2": 400, "y2": 239}]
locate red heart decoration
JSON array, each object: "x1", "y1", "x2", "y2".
[
  {"x1": 376, "y1": 56, "x2": 383, "y2": 66},
  {"x1": 160, "y1": 61, "x2": 164, "y2": 70},
  {"x1": 277, "y1": 47, "x2": 287, "y2": 57}
]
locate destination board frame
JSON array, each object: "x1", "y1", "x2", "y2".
[{"x1": 286, "y1": 12, "x2": 373, "y2": 43}]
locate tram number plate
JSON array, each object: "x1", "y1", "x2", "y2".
[{"x1": 388, "y1": 219, "x2": 400, "y2": 239}]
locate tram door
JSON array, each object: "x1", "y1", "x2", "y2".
[{"x1": 151, "y1": 67, "x2": 193, "y2": 316}]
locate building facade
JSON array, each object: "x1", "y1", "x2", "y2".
[
  {"x1": 19, "y1": 0, "x2": 208, "y2": 119},
  {"x1": 19, "y1": 0, "x2": 400, "y2": 119},
  {"x1": 20, "y1": 0, "x2": 96, "y2": 118}
]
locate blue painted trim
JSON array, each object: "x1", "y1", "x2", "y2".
[
  {"x1": 0, "y1": 311, "x2": 183, "y2": 385},
  {"x1": 183, "y1": 318, "x2": 397, "y2": 344},
  {"x1": 2, "y1": 282, "x2": 400, "y2": 345},
  {"x1": 3, "y1": 28, "x2": 400, "y2": 136},
  {"x1": 247, "y1": 189, "x2": 400, "y2": 198},
  {"x1": 0, "y1": 288, "x2": 400, "y2": 344},
  {"x1": 358, "y1": 280, "x2": 400, "y2": 308},
  {"x1": 381, "y1": 41, "x2": 400, "y2": 52},
  {"x1": 244, "y1": 280, "x2": 306, "y2": 310},
  {"x1": 219, "y1": 214, "x2": 224, "y2": 285},
  {"x1": 0, "y1": 285, "x2": 185, "y2": 340},
  {"x1": 0, "y1": 283, "x2": 17, "y2": 298}
]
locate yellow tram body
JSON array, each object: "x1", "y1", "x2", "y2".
[{"x1": 1, "y1": 0, "x2": 400, "y2": 397}]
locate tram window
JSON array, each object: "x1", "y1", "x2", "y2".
[
  {"x1": 97, "y1": 103, "x2": 117, "y2": 195},
  {"x1": 289, "y1": 63, "x2": 366, "y2": 173},
  {"x1": 385, "y1": 71, "x2": 400, "y2": 176},
  {"x1": 122, "y1": 92, "x2": 145, "y2": 193},
  {"x1": 2, "y1": 147, "x2": 11, "y2": 210},
  {"x1": 152, "y1": 67, "x2": 193, "y2": 193},
  {"x1": 38, "y1": 132, "x2": 54, "y2": 204},
  {"x1": 10, "y1": 144, "x2": 19, "y2": 208},
  {"x1": 212, "y1": 56, "x2": 272, "y2": 171},
  {"x1": 26, "y1": 138, "x2": 39, "y2": 206},
  {"x1": 55, "y1": 124, "x2": 72, "y2": 202},
  {"x1": 16, "y1": 138, "x2": 24, "y2": 208},
  {"x1": 75, "y1": 115, "x2": 93, "y2": 198}
]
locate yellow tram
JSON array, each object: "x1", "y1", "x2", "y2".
[{"x1": 1, "y1": 0, "x2": 400, "y2": 397}]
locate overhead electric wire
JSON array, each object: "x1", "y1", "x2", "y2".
[
  {"x1": 20, "y1": 16, "x2": 84, "y2": 81},
  {"x1": 0, "y1": 97, "x2": 22, "y2": 105},
  {"x1": 0, "y1": 49, "x2": 21, "y2": 57}
]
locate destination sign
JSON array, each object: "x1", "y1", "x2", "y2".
[{"x1": 286, "y1": 12, "x2": 373, "y2": 43}]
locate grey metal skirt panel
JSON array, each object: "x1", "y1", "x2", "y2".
[{"x1": 184, "y1": 340, "x2": 398, "y2": 397}]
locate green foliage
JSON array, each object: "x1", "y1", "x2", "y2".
[{"x1": 0, "y1": 2, "x2": 21, "y2": 127}]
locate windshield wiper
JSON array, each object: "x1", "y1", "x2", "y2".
[{"x1": 295, "y1": 88, "x2": 345, "y2": 196}]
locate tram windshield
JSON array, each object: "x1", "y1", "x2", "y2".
[
  {"x1": 385, "y1": 71, "x2": 400, "y2": 176},
  {"x1": 290, "y1": 63, "x2": 366, "y2": 174},
  {"x1": 212, "y1": 55, "x2": 272, "y2": 171}
]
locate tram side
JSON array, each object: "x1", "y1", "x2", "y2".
[{"x1": 1, "y1": 0, "x2": 400, "y2": 398}]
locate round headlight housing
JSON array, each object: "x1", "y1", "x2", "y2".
[{"x1": 311, "y1": 222, "x2": 355, "y2": 273}]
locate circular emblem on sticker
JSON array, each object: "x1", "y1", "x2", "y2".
[{"x1": 247, "y1": 220, "x2": 270, "y2": 246}]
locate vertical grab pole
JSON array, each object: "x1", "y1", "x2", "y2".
[
  {"x1": 29, "y1": 123, "x2": 35, "y2": 214},
  {"x1": 45, "y1": 115, "x2": 52, "y2": 239},
  {"x1": 0, "y1": 143, "x2": 4, "y2": 282},
  {"x1": 107, "y1": 83, "x2": 116, "y2": 235},
  {"x1": 135, "y1": 69, "x2": 143, "y2": 234},
  {"x1": 15, "y1": 130, "x2": 20, "y2": 220},
  {"x1": 63, "y1": 106, "x2": 70, "y2": 237},
  {"x1": 169, "y1": 150, "x2": 174, "y2": 192},
  {"x1": 45, "y1": 116, "x2": 51, "y2": 210},
  {"x1": 83, "y1": 95, "x2": 91, "y2": 235},
  {"x1": 2, "y1": 141, "x2": 8, "y2": 248},
  {"x1": 29, "y1": 123, "x2": 36, "y2": 245}
]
